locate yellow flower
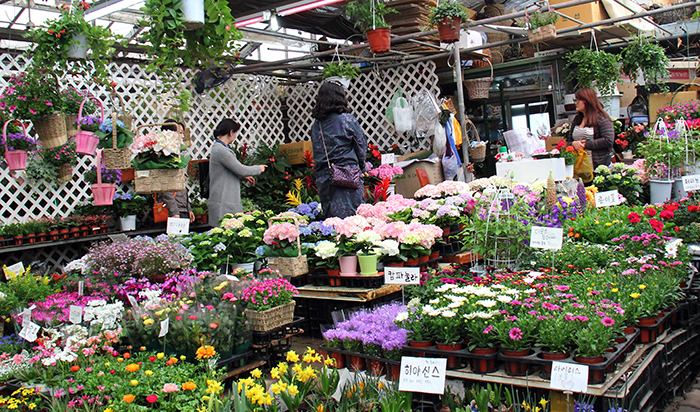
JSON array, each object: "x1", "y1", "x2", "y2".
[
  {"x1": 639, "y1": 284, "x2": 647, "y2": 290},
  {"x1": 286, "y1": 351, "x2": 300, "y2": 363},
  {"x1": 28, "y1": 404, "x2": 36, "y2": 410},
  {"x1": 206, "y1": 380, "x2": 223, "y2": 395},
  {"x1": 143, "y1": 318, "x2": 154, "y2": 326},
  {"x1": 605, "y1": 222, "x2": 612, "y2": 227},
  {"x1": 196, "y1": 345, "x2": 216, "y2": 359},
  {"x1": 378, "y1": 382, "x2": 384, "y2": 390},
  {"x1": 157, "y1": 353, "x2": 165, "y2": 359},
  {"x1": 292, "y1": 363, "x2": 303, "y2": 374},
  {"x1": 630, "y1": 293, "x2": 641, "y2": 299},
  {"x1": 213, "y1": 281, "x2": 228, "y2": 291},
  {"x1": 612, "y1": 288, "x2": 619, "y2": 293},
  {"x1": 180, "y1": 355, "x2": 186, "y2": 361},
  {"x1": 130, "y1": 380, "x2": 138, "y2": 386},
  {"x1": 140, "y1": 346, "x2": 146, "y2": 351},
  {"x1": 251, "y1": 368, "x2": 262, "y2": 379},
  {"x1": 104, "y1": 362, "x2": 110, "y2": 367},
  {"x1": 324, "y1": 357, "x2": 336, "y2": 367},
  {"x1": 278, "y1": 362, "x2": 289, "y2": 374},
  {"x1": 288, "y1": 384, "x2": 299, "y2": 396},
  {"x1": 145, "y1": 370, "x2": 153, "y2": 376},
  {"x1": 317, "y1": 405, "x2": 324, "y2": 412},
  {"x1": 539, "y1": 398, "x2": 549, "y2": 408},
  {"x1": 270, "y1": 368, "x2": 280, "y2": 379},
  {"x1": 271, "y1": 383, "x2": 283, "y2": 395}
]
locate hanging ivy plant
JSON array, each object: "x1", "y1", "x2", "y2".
[
  {"x1": 621, "y1": 36, "x2": 670, "y2": 89},
  {"x1": 323, "y1": 61, "x2": 360, "y2": 79},
  {"x1": 565, "y1": 49, "x2": 620, "y2": 97}
]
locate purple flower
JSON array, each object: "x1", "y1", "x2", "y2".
[{"x1": 509, "y1": 328, "x2": 523, "y2": 341}]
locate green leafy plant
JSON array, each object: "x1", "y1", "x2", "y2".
[
  {"x1": 25, "y1": 155, "x2": 58, "y2": 183},
  {"x1": 41, "y1": 139, "x2": 78, "y2": 168},
  {"x1": 637, "y1": 134, "x2": 687, "y2": 179},
  {"x1": 427, "y1": 0, "x2": 471, "y2": 29},
  {"x1": 27, "y1": 2, "x2": 119, "y2": 85},
  {"x1": 0, "y1": 70, "x2": 63, "y2": 121},
  {"x1": 322, "y1": 61, "x2": 360, "y2": 79},
  {"x1": 565, "y1": 49, "x2": 621, "y2": 97},
  {"x1": 621, "y1": 36, "x2": 670, "y2": 90},
  {"x1": 346, "y1": 0, "x2": 398, "y2": 32},
  {"x1": 515, "y1": 9, "x2": 558, "y2": 29}
]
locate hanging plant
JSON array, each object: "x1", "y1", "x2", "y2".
[
  {"x1": 565, "y1": 49, "x2": 620, "y2": 96},
  {"x1": 139, "y1": 0, "x2": 242, "y2": 111},
  {"x1": 426, "y1": 1, "x2": 471, "y2": 43},
  {"x1": 322, "y1": 61, "x2": 360, "y2": 80},
  {"x1": 27, "y1": 2, "x2": 120, "y2": 85},
  {"x1": 346, "y1": 0, "x2": 397, "y2": 53},
  {"x1": 621, "y1": 36, "x2": 670, "y2": 90}
]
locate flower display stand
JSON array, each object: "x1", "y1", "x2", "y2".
[{"x1": 244, "y1": 301, "x2": 296, "y2": 332}]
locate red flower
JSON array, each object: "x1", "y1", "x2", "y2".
[
  {"x1": 660, "y1": 209, "x2": 674, "y2": 220},
  {"x1": 71, "y1": 365, "x2": 80, "y2": 372},
  {"x1": 627, "y1": 212, "x2": 641, "y2": 223},
  {"x1": 689, "y1": 204, "x2": 700, "y2": 212},
  {"x1": 643, "y1": 207, "x2": 657, "y2": 217},
  {"x1": 269, "y1": 157, "x2": 276, "y2": 163},
  {"x1": 649, "y1": 218, "x2": 663, "y2": 233},
  {"x1": 665, "y1": 202, "x2": 679, "y2": 212},
  {"x1": 149, "y1": 356, "x2": 156, "y2": 362},
  {"x1": 674, "y1": 226, "x2": 680, "y2": 232},
  {"x1": 146, "y1": 395, "x2": 158, "y2": 403},
  {"x1": 556, "y1": 139, "x2": 565, "y2": 149}
]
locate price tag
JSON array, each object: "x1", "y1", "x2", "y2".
[
  {"x1": 136, "y1": 170, "x2": 150, "y2": 178},
  {"x1": 550, "y1": 361, "x2": 589, "y2": 393},
  {"x1": 166, "y1": 217, "x2": 190, "y2": 235},
  {"x1": 683, "y1": 175, "x2": 700, "y2": 192},
  {"x1": 78, "y1": 281, "x2": 84, "y2": 296},
  {"x1": 381, "y1": 153, "x2": 396, "y2": 165},
  {"x1": 387, "y1": 184, "x2": 396, "y2": 196},
  {"x1": 22, "y1": 308, "x2": 32, "y2": 326},
  {"x1": 127, "y1": 295, "x2": 138, "y2": 307},
  {"x1": 530, "y1": 226, "x2": 563, "y2": 250},
  {"x1": 69, "y1": 305, "x2": 83, "y2": 324},
  {"x1": 19, "y1": 321, "x2": 40, "y2": 342},
  {"x1": 385, "y1": 267, "x2": 421, "y2": 285},
  {"x1": 4, "y1": 262, "x2": 24, "y2": 280},
  {"x1": 595, "y1": 190, "x2": 620, "y2": 208},
  {"x1": 498, "y1": 189, "x2": 515, "y2": 200},
  {"x1": 398, "y1": 356, "x2": 447, "y2": 394},
  {"x1": 159, "y1": 318, "x2": 170, "y2": 338},
  {"x1": 108, "y1": 233, "x2": 128, "y2": 242}
]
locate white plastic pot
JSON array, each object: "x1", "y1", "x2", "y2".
[{"x1": 181, "y1": 0, "x2": 205, "y2": 30}]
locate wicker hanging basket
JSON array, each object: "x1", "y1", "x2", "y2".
[
  {"x1": 133, "y1": 122, "x2": 188, "y2": 194},
  {"x1": 464, "y1": 59, "x2": 493, "y2": 100},
  {"x1": 466, "y1": 119, "x2": 486, "y2": 163},
  {"x1": 103, "y1": 112, "x2": 131, "y2": 169},
  {"x1": 266, "y1": 216, "x2": 309, "y2": 277},
  {"x1": 57, "y1": 164, "x2": 73, "y2": 182},
  {"x1": 34, "y1": 113, "x2": 68, "y2": 149},
  {"x1": 110, "y1": 91, "x2": 133, "y2": 132},
  {"x1": 244, "y1": 301, "x2": 296, "y2": 332},
  {"x1": 528, "y1": 24, "x2": 557, "y2": 44}
]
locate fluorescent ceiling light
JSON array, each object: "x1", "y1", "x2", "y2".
[
  {"x1": 279, "y1": 0, "x2": 344, "y2": 16},
  {"x1": 235, "y1": 16, "x2": 263, "y2": 28},
  {"x1": 235, "y1": 0, "x2": 344, "y2": 28},
  {"x1": 85, "y1": 0, "x2": 143, "y2": 21}
]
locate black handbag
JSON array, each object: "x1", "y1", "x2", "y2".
[{"x1": 318, "y1": 123, "x2": 362, "y2": 189}]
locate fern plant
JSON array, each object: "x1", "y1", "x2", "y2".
[
  {"x1": 346, "y1": 0, "x2": 397, "y2": 32},
  {"x1": 621, "y1": 36, "x2": 670, "y2": 90},
  {"x1": 565, "y1": 49, "x2": 620, "y2": 96}
]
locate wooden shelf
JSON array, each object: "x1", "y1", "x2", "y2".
[{"x1": 219, "y1": 360, "x2": 266, "y2": 381}]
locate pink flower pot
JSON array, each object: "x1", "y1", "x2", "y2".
[
  {"x1": 5, "y1": 150, "x2": 27, "y2": 171},
  {"x1": 92, "y1": 183, "x2": 116, "y2": 206},
  {"x1": 76, "y1": 131, "x2": 99, "y2": 156}
]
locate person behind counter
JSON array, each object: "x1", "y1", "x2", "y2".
[
  {"x1": 208, "y1": 119, "x2": 267, "y2": 225},
  {"x1": 567, "y1": 87, "x2": 615, "y2": 170}
]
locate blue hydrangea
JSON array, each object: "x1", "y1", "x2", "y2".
[
  {"x1": 255, "y1": 245, "x2": 265, "y2": 256},
  {"x1": 99, "y1": 118, "x2": 126, "y2": 134}
]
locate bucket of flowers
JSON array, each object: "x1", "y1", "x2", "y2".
[
  {"x1": 99, "y1": 113, "x2": 134, "y2": 169},
  {"x1": 241, "y1": 271, "x2": 298, "y2": 332},
  {"x1": 2, "y1": 120, "x2": 35, "y2": 171},
  {"x1": 131, "y1": 123, "x2": 191, "y2": 194},
  {"x1": 74, "y1": 96, "x2": 104, "y2": 156}
]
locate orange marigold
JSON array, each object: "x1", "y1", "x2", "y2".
[
  {"x1": 196, "y1": 345, "x2": 216, "y2": 359},
  {"x1": 125, "y1": 363, "x2": 140, "y2": 372},
  {"x1": 123, "y1": 394, "x2": 135, "y2": 403},
  {"x1": 182, "y1": 382, "x2": 197, "y2": 391}
]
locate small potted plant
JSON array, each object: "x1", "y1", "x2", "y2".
[
  {"x1": 240, "y1": 275, "x2": 299, "y2": 332},
  {"x1": 346, "y1": 0, "x2": 398, "y2": 54},
  {"x1": 1, "y1": 122, "x2": 37, "y2": 171},
  {"x1": 322, "y1": 61, "x2": 360, "y2": 89},
  {"x1": 565, "y1": 48, "x2": 621, "y2": 98},
  {"x1": 426, "y1": 0, "x2": 471, "y2": 44},
  {"x1": 621, "y1": 36, "x2": 670, "y2": 91},
  {"x1": 515, "y1": 8, "x2": 558, "y2": 44},
  {"x1": 41, "y1": 138, "x2": 79, "y2": 183},
  {"x1": 131, "y1": 128, "x2": 191, "y2": 194},
  {"x1": 112, "y1": 191, "x2": 147, "y2": 231}
]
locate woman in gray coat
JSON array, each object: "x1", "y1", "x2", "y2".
[{"x1": 208, "y1": 119, "x2": 267, "y2": 225}]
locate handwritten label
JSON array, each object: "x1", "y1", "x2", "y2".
[
  {"x1": 550, "y1": 361, "x2": 589, "y2": 393},
  {"x1": 166, "y1": 217, "x2": 190, "y2": 235},
  {"x1": 69, "y1": 305, "x2": 83, "y2": 324},
  {"x1": 159, "y1": 318, "x2": 170, "y2": 338},
  {"x1": 19, "y1": 321, "x2": 40, "y2": 342},
  {"x1": 683, "y1": 175, "x2": 700, "y2": 192},
  {"x1": 127, "y1": 295, "x2": 138, "y2": 308},
  {"x1": 530, "y1": 226, "x2": 563, "y2": 250},
  {"x1": 498, "y1": 189, "x2": 515, "y2": 200},
  {"x1": 78, "y1": 281, "x2": 84, "y2": 296},
  {"x1": 595, "y1": 190, "x2": 620, "y2": 208},
  {"x1": 381, "y1": 153, "x2": 396, "y2": 165},
  {"x1": 385, "y1": 267, "x2": 421, "y2": 285},
  {"x1": 4, "y1": 262, "x2": 24, "y2": 280},
  {"x1": 398, "y1": 356, "x2": 447, "y2": 394},
  {"x1": 22, "y1": 308, "x2": 32, "y2": 326}
]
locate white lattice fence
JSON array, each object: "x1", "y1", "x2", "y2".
[
  {"x1": 287, "y1": 61, "x2": 440, "y2": 152},
  {"x1": 0, "y1": 54, "x2": 285, "y2": 225}
]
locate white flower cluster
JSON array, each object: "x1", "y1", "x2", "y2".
[
  {"x1": 83, "y1": 300, "x2": 124, "y2": 330},
  {"x1": 314, "y1": 241, "x2": 339, "y2": 259}
]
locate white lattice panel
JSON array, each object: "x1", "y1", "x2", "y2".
[
  {"x1": 287, "y1": 61, "x2": 440, "y2": 153},
  {"x1": 0, "y1": 53, "x2": 285, "y2": 225}
]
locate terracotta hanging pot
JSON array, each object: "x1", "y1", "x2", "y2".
[
  {"x1": 437, "y1": 16, "x2": 461, "y2": 43},
  {"x1": 366, "y1": 28, "x2": 391, "y2": 53}
]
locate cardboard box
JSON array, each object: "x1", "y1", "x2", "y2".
[
  {"x1": 649, "y1": 91, "x2": 698, "y2": 123},
  {"x1": 280, "y1": 141, "x2": 313, "y2": 165},
  {"x1": 394, "y1": 151, "x2": 444, "y2": 198},
  {"x1": 551, "y1": 0, "x2": 609, "y2": 30},
  {"x1": 546, "y1": 136, "x2": 564, "y2": 151}
]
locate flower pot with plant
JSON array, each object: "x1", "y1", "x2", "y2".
[
  {"x1": 241, "y1": 275, "x2": 299, "y2": 332},
  {"x1": 2, "y1": 120, "x2": 36, "y2": 171},
  {"x1": 426, "y1": 0, "x2": 471, "y2": 43},
  {"x1": 352, "y1": 229, "x2": 382, "y2": 276},
  {"x1": 62, "y1": 87, "x2": 96, "y2": 135},
  {"x1": 621, "y1": 36, "x2": 670, "y2": 92},
  {"x1": 131, "y1": 125, "x2": 191, "y2": 194},
  {"x1": 346, "y1": 0, "x2": 398, "y2": 54},
  {"x1": 112, "y1": 191, "x2": 147, "y2": 230},
  {"x1": 322, "y1": 61, "x2": 360, "y2": 89},
  {"x1": 75, "y1": 97, "x2": 104, "y2": 156},
  {"x1": 565, "y1": 48, "x2": 621, "y2": 98},
  {"x1": 516, "y1": 8, "x2": 558, "y2": 43},
  {"x1": 260, "y1": 218, "x2": 309, "y2": 277},
  {"x1": 41, "y1": 138, "x2": 79, "y2": 183},
  {"x1": 28, "y1": 2, "x2": 118, "y2": 84}
]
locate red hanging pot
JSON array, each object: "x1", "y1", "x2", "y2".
[
  {"x1": 437, "y1": 17, "x2": 461, "y2": 43},
  {"x1": 366, "y1": 28, "x2": 391, "y2": 53}
]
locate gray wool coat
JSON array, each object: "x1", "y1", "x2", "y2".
[{"x1": 208, "y1": 141, "x2": 262, "y2": 225}]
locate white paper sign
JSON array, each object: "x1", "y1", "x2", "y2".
[
  {"x1": 398, "y1": 356, "x2": 447, "y2": 394},
  {"x1": 381, "y1": 153, "x2": 396, "y2": 165},
  {"x1": 4, "y1": 262, "x2": 24, "y2": 280},
  {"x1": 136, "y1": 170, "x2": 150, "y2": 178},
  {"x1": 22, "y1": 308, "x2": 31, "y2": 326},
  {"x1": 385, "y1": 267, "x2": 421, "y2": 285},
  {"x1": 498, "y1": 189, "x2": 515, "y2": 200},
  {"x1": 159, "y1": 318, "x2": 170, "y2": 338},
  {"x1": 550, "y1": 361, "x2": 589, "y2": 393},
  {"x1": 78, "y1": 281, "x2": 84, "y2": 296},
  {"x1": 19, "y1": 321, "x2": 40, "y2": 342},
  {"x1": 387, "y1": 184, "x2": 396, "y2": 196},
  {"x1": 595, "y1": 190, "x2": 620, "y2": 208},
  {"x1": 166, "y1": 217, "x2": 190, "y2": 235},
  {"x1": 127, "y1": 295, "x2": 138, "y2": 307},
  {"x1": 530, "y1": 226, "x2": 563, "y2": 250},
  {"x1": 69, "y1": 305, "x2": 83, "y2": 324},
  {"x1": 683, "y1": 175, "x2": 700, "y2": 192}
]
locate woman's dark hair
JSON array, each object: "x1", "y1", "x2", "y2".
[
  {"x1": 573, "y1": 87, "x2": 610, "y2": 127},
  {"x1": 311, "y1": 82, "x2": 350, "y2": 120},
  {"x1": 213, "y1": 119, "x2": 241, "y2": 138}
]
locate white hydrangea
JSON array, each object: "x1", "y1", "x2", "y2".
[{"x1": 314, "y1": 241, "x2": 339, "y2": 259}]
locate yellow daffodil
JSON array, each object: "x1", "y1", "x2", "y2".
[
  {"x1": 539, "y1": 398, "x2": 549, "y2": 408},
  {"x1": 251, "y1": 368, "x2": 262, "y2": 379},
  {"x1": 288, "y1": 384, "x2": 299, "y2": 396},
  {"x1": 270, "y1": 367, "x2": 280, "y2": 379},
  {"x1": 143, "y1": 318, "x2": 154, "y2": 326},
  {"x1": 206, "y1": 380, "x2": 223, "y2": 395},
  {"x1": 286, "y1": 351, "x2": 300, "y2": 363}
]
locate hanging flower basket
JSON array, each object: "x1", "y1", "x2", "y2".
[
  {"x1": 134, "y1": 168, "x2": 186, "y2": 194},
  {"x1": 464, "y1": 59, "x2": 493, "y2": 100},
  {"x1": 181, "y1": 0, "x2": 205, "y2": 30},
  {"x1": 244, "y1": 301, "x2": 296, "y2": 332},
  {"x1": 366, "y1": 28, "x2": 391, "y2": 54},
  {"x1": 528, "y1": 24, "x2": 557, "y2": 44},
  {"x1": 91, "y1": 149, "x2": 116, "y2": 206},
  {"x1": 3, "y1": 119, "x2": 31, "y2": 171},
  {"x1": 57, "y1": 164, "x2": 73, "y2": 182},
  {"x1": 437, "y1": 16, "x2": 461, "y2": 43},
  {"x1": 67, "y1": 33, "x2": 88, "y2": 59},
  {"x1": 34, "y1": 113, "x2": 68, "y2": 149},
  {"x1": 103, "y1": 112, "x2": 131, "y2": 169},
  {"x1": 75, "y1": 97, "x2": 103, "y2": 156}
]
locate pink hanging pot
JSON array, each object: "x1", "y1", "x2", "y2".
[
  {"x1": 91, "y1": 149, "x2": 116, "y2": 206},
  {"x1": 75, "y1": 96, "x2": 103, "y2": 156},
  {"x1": 3, "y1": 119, "x2": 30, "y2": 171}
]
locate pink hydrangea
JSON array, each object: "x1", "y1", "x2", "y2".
[{"x1": 263, "y1": 223, "x2": 298, "y2": 245}]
